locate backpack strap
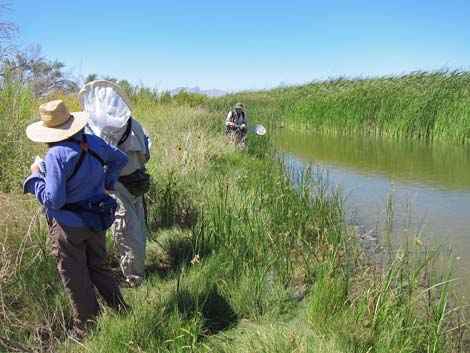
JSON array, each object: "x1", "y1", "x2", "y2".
[
  {"x1": 230, "y1": 111, "x2": 236, "y2": 123},
  {"x1": 67, "y1": 134, "x2": 104, "y2": 182},
  {"x1": 118, "y1": 118, "x2": 133, "y2": 146},
  {"x1": 230, "y1": 111, "x2": 245, "y2": 124}
]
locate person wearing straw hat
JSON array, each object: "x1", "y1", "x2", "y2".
[
  {"x1": 23, "y1": 100, "x2": 130, "y2": 337},
  {"x1": 225, "y1": 102, "x2": 248, "y2": 148},
  {"x1": 79, "y1": 80, "x2": 151, "y2": 287}
]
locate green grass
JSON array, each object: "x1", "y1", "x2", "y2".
[
  {"x1": 0, "y1": 79, "x2": 466, "y2": 352},
  {"x1": 0, "y1": 76, "x2": 36, "y2": 193}
]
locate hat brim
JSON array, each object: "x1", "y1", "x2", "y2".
[{"x1": 26, "y1": 112, "x2": 90, "y2": 143}]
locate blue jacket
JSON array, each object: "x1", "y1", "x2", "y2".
[{"x1": 23, "y1": 132, "x2": 128, "y2": 227}]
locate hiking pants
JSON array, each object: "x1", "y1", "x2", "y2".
[
  {"x1": 112, "y1": 181, "x2": 147, "y2": 282},
  {"x1": 227, "y1": 128, "x2": 247, "y2": 149},
  {"x1": 48, "y1": 218, "x2": 125, "y2": 329}
]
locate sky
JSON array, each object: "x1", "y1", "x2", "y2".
[{"x1": 6, "y1": 0, "x2": 470, "y2": 92}]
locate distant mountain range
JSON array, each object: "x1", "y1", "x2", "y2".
[{"x1": 169, "y1": 86, "x2": 227, "y2": 97}]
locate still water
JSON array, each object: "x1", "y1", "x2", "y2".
[{"x1": 273, "y1": 129, "x2": 470, "y2": 292}]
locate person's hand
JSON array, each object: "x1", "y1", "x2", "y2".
[
  {"x1": 30, "y1": 163, "x2": 40, "y2": 174},
  {"x1": 229, "y1": 122, "x2": 235, "y2": 127},
  {"x1": 240, "y1": 123, "x2": 247, "y2": 129}
]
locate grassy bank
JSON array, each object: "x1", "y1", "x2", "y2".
[
  {"x1": 208, "y1": 70, "x2": 470, "y2": 144},
  {"x1": 0, "y1": 83, "x2": 466, "y2": 352}
]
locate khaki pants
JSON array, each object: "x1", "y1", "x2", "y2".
[
  {"x1": 227, "y1": 129, "x2": 247, "y2": 149},
  {"x1": 112, "y1": 181, "x2": 147, "y2": 283},
  {"x1": 48, "y1": 218, "x2": 126, "y2": 329}
]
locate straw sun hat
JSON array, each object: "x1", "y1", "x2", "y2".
[{"x1": 26, "y1": 100, "x2": 89, "y2": 143}]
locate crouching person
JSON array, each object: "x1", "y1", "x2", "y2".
[
  {"x1": 79, "y1": 80, "x2": 151, "y2": 287},
  {"x1": 225, "y1": 103, "x2": 248, "y2": 149},
  {"x1": 23, "y1": 100, "x2": 129, "y2": 337}
]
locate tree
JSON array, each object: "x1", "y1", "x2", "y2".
[
  {"x1": 2, "y1": 46, "x2": 78, "y2": 96},
  {"x1": 85, "y1": 73, "x2": 97, "y2": 83},
  {"x1": 103, "y1": 76, "x2": 117, "y2": 83},
  {"x1": 117, "y1": 79, "x2": 134, "y2": 98},
  {"x1": 0, "y1": 4, "x2": 18, "y2": 61}
]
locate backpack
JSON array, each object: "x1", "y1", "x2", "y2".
[
  {"x1": 61, "y1": 134, "x2": 118, "y2": 232},
  {"x1": 118, "y1": 169, "x2": 150, "y2": 197},
  {"x1": 116, "y1": 118, "x2": 151, "y2": 196}
]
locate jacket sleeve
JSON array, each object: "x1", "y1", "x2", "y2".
[
  {"x1": 104, "y1": 142, "x2": 129, "y2": 191},
  {"x1": 23, "y1": 151, "x2": 69, "y2": 209},
  {"x1": 225, "y1": 111, "x2": 233, "y2": 126}
]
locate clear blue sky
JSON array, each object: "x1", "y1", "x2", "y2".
[{"x1": 7, "y1": 0, "x2": 470, "y2": 91}]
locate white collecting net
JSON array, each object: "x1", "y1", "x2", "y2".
[{"x1": 79, "y1": 80, "x2": 132, "y2": 144}]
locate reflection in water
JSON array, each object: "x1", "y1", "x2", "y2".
[
  {"x1": 274, "y1": 130, "x2": 470, "y2": 294},
  {"x1": 274, "y1": 130, "x2": 470, "y2": 192}
]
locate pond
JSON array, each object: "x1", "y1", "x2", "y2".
[{"x1": 273, "y1": 129, "x2": 470, "y2": 296}]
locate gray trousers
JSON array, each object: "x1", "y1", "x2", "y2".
[
  {"x1": 48, "y1": 218, "x2": 125, "y2": 328},
  {"x1": 112, "y1": 181, "x2": 147, "y2": 282}
]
